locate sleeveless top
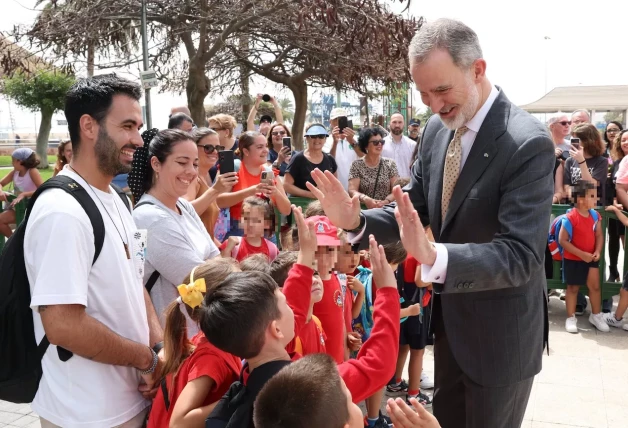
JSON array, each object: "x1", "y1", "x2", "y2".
[{"x1": 13, "y1": 169, "x2": 37, "y2": 195}]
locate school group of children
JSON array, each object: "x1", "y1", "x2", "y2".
[{"x1": 142, "y1": 194, "x2": 441, "y2": 428}]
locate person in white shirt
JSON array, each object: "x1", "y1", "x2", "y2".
[
  {"x1": 382, "y1": 113, "x2": 417, "y2": 179},
  {"x1": 25, "y1": 75, "x2": 164, "y2": 428},
  {"x1": 328, "y1": 107, "x2": 364, "y2": 190}
]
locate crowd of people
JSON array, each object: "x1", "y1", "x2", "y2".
[{"x1": 3, "y1": 17, "x2": 628, "y2": 428}]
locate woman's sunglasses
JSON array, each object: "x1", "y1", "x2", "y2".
[
  {"x1": 198, "y1": 144, "x2": 225, "y2": 154},
  {"x1": 369, "y1": 140, "x2": 385, "y2": 146},
  {"x1": 271, "y1": 130, "x2": 287, "y2": 136}
]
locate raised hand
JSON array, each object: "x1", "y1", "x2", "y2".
[
  {"x1": 213, "y1": 171, "x2": 238, "y2": 194},
  {"x1": 293, "y1": 205, "x2": 316, "y2": 269},
  {"x1": 307, "y1": 169, "x2": 361, "y2": 230},
  {"x1": 393, "y1": 186, "x2": 436, "y2": 266}
]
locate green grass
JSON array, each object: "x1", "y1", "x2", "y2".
[
  {"x1": 1, "y1": 168, "x2": 54, "y2": 190},
  {"x1": 0, "y1": 155, "x2": 57, "y2": 167}
]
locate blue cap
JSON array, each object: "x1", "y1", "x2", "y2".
[
  {"x1": 304, "y1": 124, "x2": 328, "y2": 137},
  {"x1": 12, "y1": 147, "x2": 35, "y2": 161}
]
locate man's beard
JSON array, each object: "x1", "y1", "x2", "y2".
[
  {"x1": 94, "y1": 127, "x2": 132, "y2": 176},
  {"x1": 391, "y1": 128, "x2": 403, "y2": 136},
  {"x1": 439, "y1": 79, "x2": 480, "y2": 130}
]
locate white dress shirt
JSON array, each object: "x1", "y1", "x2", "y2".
[{"x1": 350, "y1": 85, "x2": 500, "y2": 285}]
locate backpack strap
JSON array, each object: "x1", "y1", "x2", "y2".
[
  {"x1": 110, "y1": 183, "x2": 131, "y2": 213},
  {"x1": 267, "y1": 239, "x2": 278, "y2": 260},
  {"x1": 161, "y1": 377, "x2": 170, "y2": 411},
  {"x1": 133, "y1": 200, "x2": 163, "y2": 291}
]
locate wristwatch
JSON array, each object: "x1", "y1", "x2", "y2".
[
  {"x1": 346, "y1": 212, "x2": 366, "y2": 234},
  {"x1": 139, "y1": 347, "x2": 158, "y2": 375},
  {"x1": 152, "y1": 341, "x2": 164, "y2": 354}
]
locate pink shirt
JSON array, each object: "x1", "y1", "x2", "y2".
[{"x1": 616, "y1": 157, "x2": 628, "y2": 185}]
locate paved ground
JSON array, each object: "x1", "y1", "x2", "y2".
[{"x1": 1, "y1": 299, "x2": 626, "y2": 428}]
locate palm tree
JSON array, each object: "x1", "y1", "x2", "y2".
[{"x1": 277, "y1": 97, "x2": 294, "y2": 123}]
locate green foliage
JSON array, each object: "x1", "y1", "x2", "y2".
[
  {"x1": 604, "y1": 111, "x2": 624, "y2": 124},
  {"x1": 3, "y1": 71, "x2": 75, "y2": 114},
  {"x1": 418, "y1": 107, "x2": 435, "y2": 125}
]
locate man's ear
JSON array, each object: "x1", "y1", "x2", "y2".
[
  {"x1": 79, "y1": 114, "x2": 99, "y2": 144},
  {"x1": 472, "y1": 58, "x2": 487, "y2": 81},
  {"x1": 269, "y1": 319, "x2": 285, "y2": 341}
]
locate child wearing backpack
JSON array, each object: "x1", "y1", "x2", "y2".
[
  {"x1": 0, "y1": 148, "x2": 43, "y2": 238},
  {"x1": 558, "y1": 180, "x2": 609, "y2": 333},
  {"x1": 219, "y1": 195, "x2": 279, "y2": 262},
  {"x1": 147, "y1": 258, "x2": 242, "y2": 428}
]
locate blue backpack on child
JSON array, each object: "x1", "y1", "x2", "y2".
[{"x1": 351, "y1": 266, "x2": 374, "y2": 342}]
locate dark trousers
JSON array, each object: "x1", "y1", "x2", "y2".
[
  {"x1": 608, "y1": 218, "x2": 621, "y2": 277},
  {"x1": 432, "y1": 302, "x2": 534, "y2": 428}
]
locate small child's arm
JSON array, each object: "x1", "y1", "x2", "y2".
[
  {"x1": 593, "y1": 216, "x2": 603, "y2": 261},
  {"x1": 347, "y1": 275, "x2": 365, "y2": 319},
  {"x1": 400, "y1": 303, "x2": 421, "y2": 319},
  {"x1": 607, "y1": 205, "x2": 628, "y2": 227}
]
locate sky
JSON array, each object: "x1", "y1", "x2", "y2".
[{"x1": 1, "y1": 0, "x2": 627, "y2": 139}]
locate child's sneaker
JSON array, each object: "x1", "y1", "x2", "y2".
[
  {"x1": 420, "y1": 371, "x2": 434, "y2": 389},
  {"x1": 385, "y1": 379, "x2": 408, "y2": 396},
  {"x1": 604, "y1": 312, "x2": 624, "y2": 329},
  {"x1": 407, "y1": 391, "x2": 432, "y2": 408},
  {"x1": 565, "y1": 315, "x2": 578, "y2": 333},
  {"x1": 364, "y1": 412, "x2": 392, "y2": 428},
  {"x1": 589, "y1": 313, "x2": 610, "y2": 332}
]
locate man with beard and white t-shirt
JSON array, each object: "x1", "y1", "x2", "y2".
[
  {"x1": 382, "y1": 113, "x2": 417, "y2": 179},
  {"x1": 24, "y1": 75, "x2": 164, "y2": 428}
]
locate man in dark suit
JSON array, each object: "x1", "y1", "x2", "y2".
[{"x1": 307, "y1": 18, "x2": 555, "y2": 428}]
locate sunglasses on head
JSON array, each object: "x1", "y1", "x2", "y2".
[
  {"x1": 198, "y1": 144, "x2": 225, "y2": 154},
  {"x1": 370, "y1": 140, "x2": 385, "y2": 146},
  {"x1": 271, "y1": 130, "x2": 286, "y2": 136},
  {"x1": 558, "y1": 121, "x2": 571, "y2": 126},
  {"x1": 308, "y1": 135, "x2": 327, "y2": 140}
]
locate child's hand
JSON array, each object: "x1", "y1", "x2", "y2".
[
  {"x1": 606, "y1": 205, "x2": 618, "y2": 212},
  {"x1": 293, "y1": 205, "x2": 316, "y2": 268},
  {"x1": 347, "y1": 275, "x2": 365, "y2": 294},
  {"x1": 347, "y1": 331, "x2": 362, "y2": 352},
  {"x1": 387, "y1": 397, "x2": 441, "y2": 428},
  {"x1": 369, "y1": 234, "x2": 396, "y2": 289},
  {"x1": 581, "y1": 252, "x2": 595, "y2": 263},
  {"x1": 592, "y1": 251, "x2": 600, "y2": 262},
  {"x1": 407, "y1": 303, "x2": 421, "y2": 317}
]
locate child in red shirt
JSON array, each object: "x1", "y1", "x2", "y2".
[
  {"x1": 148, "y1": 258, "x2": 242, "y2": 428},
  {"x1": 558, "y1": 180, "x2": 608, "y2": 333},
  {"x1": 220, "y1": 195, "x2": 279, "y2": 262},
  {"x1": 310, "y1": 215, "x2": 346, "y2": 364}
]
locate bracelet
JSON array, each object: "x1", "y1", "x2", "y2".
[
  {"x1": 138, "y1": 347, "x2": 158, "y2": 375},
  {"x1": 578, "y1": 160, "x2": 586, "y2": 165},
  {"x1": 359, "y1": 194, "x2": 366, "y2": 202},
  {"x1": 152, "y1": 341, "x2": 164, "y2": 354}
]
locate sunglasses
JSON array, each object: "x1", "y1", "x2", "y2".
[
  {"x1": 607, "y1": 129, "x2": 621, "y2": 133},
  {"x1": 558, "y1": 121, "x2": 571, "y2": 126},
  {"x1": 307, "y1": 135, "x2": 327, "y2": 140},
  {"x1": 370, "y1": 140, "x2": 385, "y2": 146},
  {"x1": 198, "y1": 144, "x2": 225, "y2": 154},
  {"x1": 271, "y1": 130, "x2": 287, "y2": 136},
  {"x1": 210, "y1": 127, "x2": 226, "y2": 132}
]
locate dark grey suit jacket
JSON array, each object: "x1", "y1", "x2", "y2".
[{"x1": 361, "y1": 89, "x2": 554, "y2": 387}]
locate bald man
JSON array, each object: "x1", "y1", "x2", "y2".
[
  {"x1": 382, "y1": 113, "x2": 417, "y2": 179},
  {"x1": 170, "y1": 105, "x2": 192, "y2": 117}
]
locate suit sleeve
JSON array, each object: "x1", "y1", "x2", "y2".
[
  {"x1": 282, "y1": 263, "x2": 314, "y2": 345},
  {"x1": 442, "y1": 135, "x2": 554, "y2": 293},
  {"x1": 337, "y1": 287, "x2": 400, "y2": 403}
]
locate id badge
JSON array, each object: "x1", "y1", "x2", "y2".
[{"x1": 132, "y1": 229, "x2": 147, "y2": 278}]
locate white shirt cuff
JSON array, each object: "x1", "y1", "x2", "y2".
[
  {"x1": 421, "y1": 243, "x2": 448, "y2": 283},
  {"x1": 348, "y1": 218, "x2": 367, "y2": 244}
]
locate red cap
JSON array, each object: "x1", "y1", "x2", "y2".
[{"x1": 309, "y1": 216, "x2": 342, "y2": 247}]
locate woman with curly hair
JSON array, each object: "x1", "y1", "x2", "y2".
[{"x1": 53, "y1": 140, "x2": 73, "y2": 177}]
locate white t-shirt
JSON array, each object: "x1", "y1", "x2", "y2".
[
  {"x1": 133, "y1": 194, "x2": 220, "y2": 337},
  {"x1": 24, "y1": 168, "x2": 150, "y2": 428},
  {"x1": 333, "y1": 139, "x2": 361, "y2": 190},
  {"x1": 382, "y1": 135, "x2": 417, "y2": 179}
]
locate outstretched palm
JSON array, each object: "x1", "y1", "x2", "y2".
[{"x1": 306, "y1": 169, "x2": 361, "y2": 230}]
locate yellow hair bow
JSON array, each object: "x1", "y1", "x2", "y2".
[{"x1": 177, "y1": 267, "x2": 206, "y2": 309}]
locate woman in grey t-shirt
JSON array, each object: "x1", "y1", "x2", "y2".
[{"x1": 132, "y1": 129, "x2": 219, "y2": 337}]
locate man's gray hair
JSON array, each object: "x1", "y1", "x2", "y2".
[
  {"x1": 408, "y1": 18, "x2": 483, "y2": 68},
  {"x1": 571, "y1": 109, "x2": 591, "y2": 120}
]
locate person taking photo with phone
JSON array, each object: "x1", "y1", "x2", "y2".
[
  {"x1": 266, "y1": 123, "x2": 292, "y2": 176},
  {"x1": 329, "y1": 108, "x2": 364, "y2": 191},
  {"x1": 217, "y1": 131, "x2": 292, "y2": 239},
  {"x1": 247, "y1": 93, "x2": 284, "y2": 136}
]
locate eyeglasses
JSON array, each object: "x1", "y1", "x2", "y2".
[
  {"x1": 271, "y1": 130, "x2": 286, "y2": 136},
  {"x1": 210, "y1": 127, "x2": 225, "y2": 132},
  {"x1": 607, "y1": 128, "x2": 621, "y2": 133},
  {"x1": 198, "y1": 144, "x2": 225, "y2": 154},
  {"x1": 369, "y1": 140, "x2": 385, "y2": 146},
  {"x1": 558, "y1": 121, "x2": 571, "y2": 126},
  {"x1": 307, "y1": 135, "x2": 327, "y2": 140}
]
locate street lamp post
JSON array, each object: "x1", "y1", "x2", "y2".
[
  {"x1": 544, "y1": 36, "x2": 551, "y2": 94},
  {"x1": 141, "y1": 0, "x2": 152, "y2": 129}
]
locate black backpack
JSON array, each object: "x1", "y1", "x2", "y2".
[{"x1": 0, "y1": 175, "x2": 130, "y2": 403}]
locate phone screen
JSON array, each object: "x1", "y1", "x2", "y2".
[
  {"x1": 571, "y1": 138, "x2": 581, "y2": 150},
  {"x1": 338, "y1": 116, "x2": 348, "y2": 132},
  {"x1": 218, "y1": 150, "x2": 235, "y2": 173},
  {"x1": 283, "y1": 137, "x2": 291, "y2": 149}
]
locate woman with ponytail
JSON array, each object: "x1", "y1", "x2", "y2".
[
  {"x1": 148, "y1": 258, "x2": 242, "y2": 428},
  {"x1": 132, "y1": 129, "x2": 220, "y2": 337}
]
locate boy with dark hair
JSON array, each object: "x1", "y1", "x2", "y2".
[
  {"x1": 239, "y1": 253, "x2": 272, "y2": 275},
  {"x1": 202, "y1": 207, "x2": 400, "y2": 428},
  {"x1": 269, "y1": 251, "x2": 299, "y2": 287},
  {"x1": 254, "y1": 354, "x2": 442, "y2": 428}
]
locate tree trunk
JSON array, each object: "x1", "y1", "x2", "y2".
[
  {"x1": 86, "y1": 42, "x2": 95, "y2": 77},
  {"x1": 288, "y1": 80, "x2": 308, "y2": 150},
  {"x1": 239, "y1": 34, "x2": 251, "y2": 127},
  {"x1": 186, "y1": 58, "x2": 211, "y2": 126},
  {"x1": 36, "y1": 108, "x2": 53, "y2": 169}
]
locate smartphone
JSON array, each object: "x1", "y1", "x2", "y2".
[
  {"x1": 282, "y1": 136, "x2": 292, "y2": 154},
  {"x1": 347, "y1": 119, "x2": 353, "y2": 130},
  {"x1": 261, "y1": 171, "x2": 274, "y2": 185},
  {"x1": 570, "y1": 138, "x2": 581, "y2": 150},
  {"x1": 338, "y1": 116, "x2": 348, "y2": 132},
  {"x1": 218, "y1": 150, "x2": 235, "y2": 174}
]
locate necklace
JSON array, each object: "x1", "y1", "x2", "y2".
[{"x1": 69, "y1": 166, "x2": 131, "y2": 259}]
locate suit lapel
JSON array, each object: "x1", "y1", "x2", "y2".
[{"x1": 429, "y1": 127, "x2": 454, "y2": 236}]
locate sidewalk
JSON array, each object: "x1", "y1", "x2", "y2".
[{"x1": 2, "y1": 296, "x2": 627, "y2": 427}]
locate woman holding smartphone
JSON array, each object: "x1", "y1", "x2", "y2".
[
  {"x1": 266, "y1": 123, "x2": 292, "y2": 176},
  {"x1": 216, "y1": 131, "x2": 291, "y2": 238}
]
